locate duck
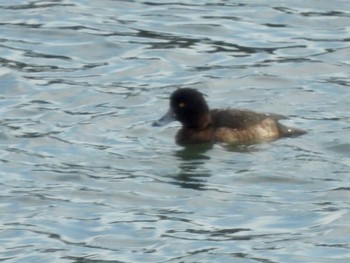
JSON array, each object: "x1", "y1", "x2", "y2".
[{"x1": 153, "y1": 88, "x2": 307, "y2": 146}]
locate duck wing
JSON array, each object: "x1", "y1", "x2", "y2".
[{"x1": 210, "y1": 109, "x2": 286, "y2": 130}]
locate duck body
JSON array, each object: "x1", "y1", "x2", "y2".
[{"x1": 153, "y1": 88, "x2": 307, "y2": 146}]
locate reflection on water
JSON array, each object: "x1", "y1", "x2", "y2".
[
  {"x1": 172, "y1": 144, "x2": 263, "y2": 190},
  {"x1": 1, "y1": 0, "x2": 350, "y2": 262},
  {"x1": 173, "y1": 146, "x2": 212, "y2": 190}
]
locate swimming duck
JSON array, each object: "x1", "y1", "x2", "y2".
[{"x1": 153, "y1": 88, "x2": 307, "y2": 146}]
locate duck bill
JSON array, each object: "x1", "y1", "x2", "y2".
[{"x1": 153, "y1": 108, "x2": 176, "y2": 126}]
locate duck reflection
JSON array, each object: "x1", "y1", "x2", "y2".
[
  {"x1": 169, "y1": 143, "x2": 261, "y2": 190},
  {"x1": 171, "y1": 144, "x2": 212, "y2": 190}
]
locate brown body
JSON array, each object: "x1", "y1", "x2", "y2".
[{"x1": 175, "y1": 109, "x2": 295, "y2": 146}]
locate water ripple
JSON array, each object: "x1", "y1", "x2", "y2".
[{"x1": 1, "y1": 0, "x2": 350, "y2": 262}]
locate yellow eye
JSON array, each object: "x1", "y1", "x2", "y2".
[{"x1": 179, "y1": 102, "x2": 186, "y2": 108}]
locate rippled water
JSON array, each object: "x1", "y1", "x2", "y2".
[{"x1": 1, "y1": 1, "x2": 350, "y2": 262}]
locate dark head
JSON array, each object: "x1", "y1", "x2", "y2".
[{"x1": 153, "y1": 88, "x2": 211, "y2": 129}]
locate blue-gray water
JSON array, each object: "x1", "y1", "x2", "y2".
[{"x1": 1, "y1": 1, "x2": 350, "y2": 262}]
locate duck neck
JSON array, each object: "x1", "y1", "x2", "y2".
[{"x1": 187, "y1": 113, "x2": 211, "y2": 131}]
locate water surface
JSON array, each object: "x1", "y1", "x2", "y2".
[{"x1": 1, "y1": 1, "x2": 350, "y2": 262}]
